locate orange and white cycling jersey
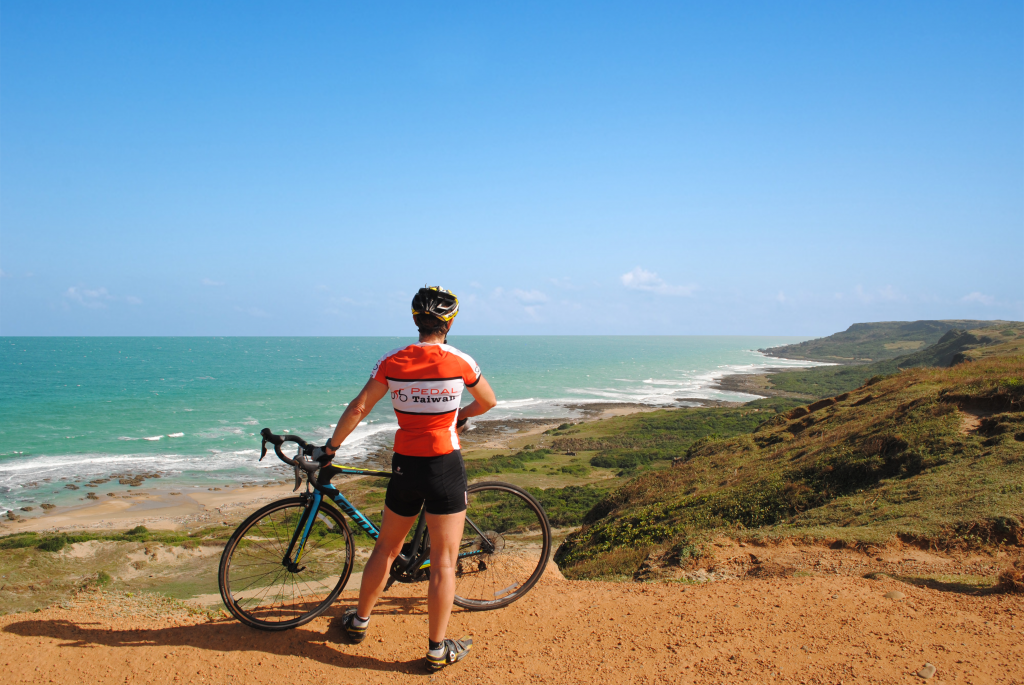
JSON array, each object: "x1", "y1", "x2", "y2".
[{"x1": 370, "y1": 343, "x2": 482, "y2": 457}]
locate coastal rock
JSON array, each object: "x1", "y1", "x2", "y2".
[{"x1": 40, "y1": 503, "x2": 56, "y2": 510}]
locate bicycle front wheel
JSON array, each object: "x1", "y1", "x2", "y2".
[
  {"x1": 218, "y1": 497, "x2": 354, "y2": 630},
  {"x1": 453, "y1": 481, "x2": 552, "y2": 610}
]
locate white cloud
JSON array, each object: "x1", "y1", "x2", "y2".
[
  {"x1": 877, "y1": 285, "x2": 902, "y2": 301},
  {"x1": 64, "y1": 286, "x2": 113, "y2": 308},
  {"x1": 512, "y1": 289, "x2": 548, "y2": 304},
  {"x1": 202, "y1": 278, "x2": 225, "y2": 287},
  {"x1": 961, "y1": 292, "x2": 994, "y2": 306},
  {"x1": 620, "y1": 267, "x2": 697, "y2": 297},
  {"x1": 776, "y1": 291, "x2": 786, "y2": 303},
  {"x1": 63, "y1": 286, "x2": 142, "y2": 308},
  {"x1": 853, "y1": 284, "x2": 905, "y2": 303},
  {"x1": 548, "y1": 276, "x2": 582, "y2": 291}
]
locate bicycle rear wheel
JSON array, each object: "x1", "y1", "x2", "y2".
[
  {"x1": 453, "y1": 481, "x2": 551, "y2": 610},
  {"x1": 218, "y1": 497, "x2": 354, "y2": 630}
]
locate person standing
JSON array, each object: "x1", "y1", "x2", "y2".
[{"x1": 319, "y1": 286, "x2": 497, "y2": 671}]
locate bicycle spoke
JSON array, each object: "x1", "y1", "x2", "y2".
[
  {"x1": 221, "y1": 499, "x2": 354, "y2": 629},
  {"x1": 453, "y1": 484, "x2": 551, "y2": 610}
]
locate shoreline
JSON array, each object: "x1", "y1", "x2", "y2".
[
  {"x1": 0, "y1": 390, "x2": 773, "y2": 535},
  {"x1": 0, "y1": 356, "x2": 821, "y2": 527}
]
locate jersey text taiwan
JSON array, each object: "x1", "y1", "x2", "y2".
[{"x1": 370, "y1": 343, "x2": 482, "y2": 456}]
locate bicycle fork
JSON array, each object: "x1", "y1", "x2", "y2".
[{"x1": 282, "y1": 491, "x2": 324, "y2": 572}]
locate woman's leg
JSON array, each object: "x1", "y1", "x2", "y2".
[
  {"x1": 424, "y1": 510, "x2": 467, "y2": 642},
  {"x1": 356, "y1": 505, "x2": 417, "y2": 618}
]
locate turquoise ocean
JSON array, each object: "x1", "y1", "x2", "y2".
[{"x1": 0, "y1": 336, "x2": 820, "y2": 513}]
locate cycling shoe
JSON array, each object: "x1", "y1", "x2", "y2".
[
  {"x1": 426, "y1": 636, "x2": 473, "y2": 672},
  {"x1": 337, "y1": 607, "x2": 368, "y2": 644}
]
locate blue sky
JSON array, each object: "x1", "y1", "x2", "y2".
[{"x1": 1, "y1": 1, "x2": 1021, "y2": 336}]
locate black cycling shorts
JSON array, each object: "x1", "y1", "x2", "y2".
[{"x1": 384, "y1": 450, "x2": 468, "y2": 517}]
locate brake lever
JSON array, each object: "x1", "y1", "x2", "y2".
[{"x1": 291, "y1": 444, "x2": 320, "y2": 491}]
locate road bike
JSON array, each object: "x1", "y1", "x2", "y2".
[{"x1": 217, "y1": 428, "x2": 552, "y2": 631}]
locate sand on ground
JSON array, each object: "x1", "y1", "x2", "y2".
[
  {"x1": 2, "y1": 483, "x2": 304, "y2": 534},
  {"x1": 1, "y1": 563, "x2": 1021, "y2": 685}
]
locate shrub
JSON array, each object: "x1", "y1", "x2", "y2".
[
  {"x1": 38, "y1": 535, "x2": 69, "y2": 552},
  {"x1": 0, "y1": 532, "x2": 39, "y2": 550},
  {"x1": 529, "y1": 485, "x2": 608, "y2": 527},
  {"x1": 97, "y1": 571, "x2": 112, "y2": 586},
  {"x1": 997, "y1": 559, "x2": 1024, "y2": 593},
  {"x1": 126, "y1": 526, "x2": 149, "y2": 536}
]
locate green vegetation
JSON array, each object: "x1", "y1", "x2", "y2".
[
  {"x1": 761, "y1": 319, "x2": 1003, "y2": 363},
  {"x1": 0, "y1": 525, "x2": 233, "y2": 554},
  {"x1": 555, "y1": 353, "x2": 1024, "y2": 580},
  {"x1": 532, "y1": 485, "x2": 608, "y2": 527},
  {"x1": 554, "y1": 398, "x2": 805, "y2": 475},
  {"x1": 464, "y1": 484, "x2": 608, "y2": 533},
  {"x1": 767, "y1": 324, "x2": 1024, "y2": 399},
  {"x1": 464, "y1": 448, "x2": 553, "y2": 478}
]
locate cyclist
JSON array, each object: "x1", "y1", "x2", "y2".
[{"x1": 319, "y1": 286, "x2": 497, "y2": 672}]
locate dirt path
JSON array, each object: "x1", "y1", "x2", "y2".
[
  {"x1": 2, "y1": 568, "x2": 1022, "y2": 684},
  {"x1": 959, "y1": 407, "x2": 991, "y2": 435}
]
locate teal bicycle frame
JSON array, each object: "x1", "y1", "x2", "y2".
[{"x1": 282, "y1": 466, "x2": 494, "y2": 577}]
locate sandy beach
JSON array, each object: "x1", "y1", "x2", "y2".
[{"x1": 0, "y1": 402, "x2": 671, "y2": 535}]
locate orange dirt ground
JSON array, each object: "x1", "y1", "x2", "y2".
[{"x1": 2, "y1": 562, "x2": 1022, "y2": 685}]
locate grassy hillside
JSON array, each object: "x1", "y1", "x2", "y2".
[
  {"x1": 555, "y1": 353, "x2": 1024, "y2": 580},
  {"x1": 767, "y1": 324, "x2": 1024, "y2": 399},
  {"x1": 762, "y1": 320, "x2": 1003, "y2": 364}
]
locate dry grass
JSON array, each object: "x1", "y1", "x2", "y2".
[{"x1": 998, "y1": 559, "x2": 1024, "y2": 594}]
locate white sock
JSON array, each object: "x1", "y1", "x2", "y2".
[
  {"x1": 351, "y1": 614, "x2": 369, "y2": 628},
  {"x1": 427, "y1": 645, "x2": 445, "y2": 658}
]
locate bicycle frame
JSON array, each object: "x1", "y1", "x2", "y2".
[{"x1": 281, "y1": 466, "x2": 494, "y2": 577}]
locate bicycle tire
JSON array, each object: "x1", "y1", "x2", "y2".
[
  {"x1": 218, "y1": 497, "x2": 354, "y2": 631},
  {"x1": 452, "y1": 481, "x2": 551, "y2": 610}
]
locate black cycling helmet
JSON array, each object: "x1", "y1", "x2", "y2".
[{"x1": 411, "y1": 286, "x2": 459, "y2": 322}]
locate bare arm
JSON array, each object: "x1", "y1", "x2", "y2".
[
  {"x1": 456, "y1": 376, "x2": 497, "y2": 433},
  {"x1": 324, "y1": 378, "x2": 390, "y2": 458}
]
